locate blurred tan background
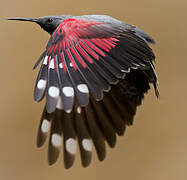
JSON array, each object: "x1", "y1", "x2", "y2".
[{"x1": 0, "y1": 0, "x2": 187, "y2": 179}]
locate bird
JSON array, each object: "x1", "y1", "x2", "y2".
[{"x1": 8, "y1": 14, "x2": 159, "y2": 169}]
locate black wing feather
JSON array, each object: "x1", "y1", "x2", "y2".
[
  {"x1": 73, "y1": 101, "x2": 92, "y2": 167},
  {"x1": 46, "y1": 58, "x2": 60, "y2": 113},
  {"x1": 48, "y1": 109, "x2": 63, "y2": 165},
  {"x1": 56, "y1": 54, "x2": 75, "y2": 111},
  {"x1": 34, "y1": 58, "x2": 48, "y2": 102}
]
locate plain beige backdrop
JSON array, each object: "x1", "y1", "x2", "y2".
[{"x1": 0, "y1": 0, "x2": 187, "y2": 179}]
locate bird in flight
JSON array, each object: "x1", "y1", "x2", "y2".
[{"x1": 8, "y1": 14, "x2": 159, "y2": 169}]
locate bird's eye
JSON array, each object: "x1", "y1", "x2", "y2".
[{"x1": 48, "y1": 18, "x2": 53, "y2": 23}]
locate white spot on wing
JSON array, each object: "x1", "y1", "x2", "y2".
[
  {"x1": 59, "y1": 63, "x2": 63, "y2": 68},
  {"x1": 65, "y1": 109, "x2": 71, "y2": 113},
  {"x1": 48, "y1": 86, "x2": 60, "y2": 98},
  {"x1": 121, "y1": 68, "x2": 130, "y2": 73},
  {"x1": 51, "y1": 134, "x2": 62, "y2": 147},
  {"x1": 82, "y1": 139, "x2": 92, "y2": 151},
  {"x1": 62, "y1": 87, "x2": 74, "y2": 97},
  {"x1": 37, "y1": 79, "x2": 47, "y2": 89},
  {"x1": 70, "y1": 63, "x2": 73, "y2": 67},
  {"x1": 49, "y1": 59, "x2": 55, "y2": 69},
  {"x1": 65, "y1": 138, "x2": 77, "y2": 154},
  {"x1": 41, "y1": 119, "x2": 50, "y2": 133},
  {"x1": 56, "y1": 97, "x2": 63, "y2": 109},
  {"x1": 43, "y1": 56, "x2": 48, "y2": 65},
  {"x1": 77, "y1": 106, "x2": 81, "y2": 114},
  {"x1": 77, "y1": 84, "x2": 89, "y2": 93},
  {"x1": 132, "y1": 66, "x2": 138, "y2": 70}
]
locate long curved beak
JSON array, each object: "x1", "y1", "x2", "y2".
[{"x1": 8, "y1": 18, "x2": 39, "y2": 24}]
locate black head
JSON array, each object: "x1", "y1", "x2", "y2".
[{"x1": 8, "y1": 16, "x2": 63, "y2": 34}]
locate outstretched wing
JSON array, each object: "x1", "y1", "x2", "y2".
[
  {"x1": 34, "y1": 18, "x2": 158, "y2": 168},
  {"x1": 34, "y1": 18, "x2": 156, "y2": 112}
]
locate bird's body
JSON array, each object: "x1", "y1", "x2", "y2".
[{"x1": 9, "y1": 14, "x2": 159, "y2": 168}]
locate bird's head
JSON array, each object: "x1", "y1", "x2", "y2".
[{"x1": 8, "y1": 16, "x2": 63, "y2": 34}]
